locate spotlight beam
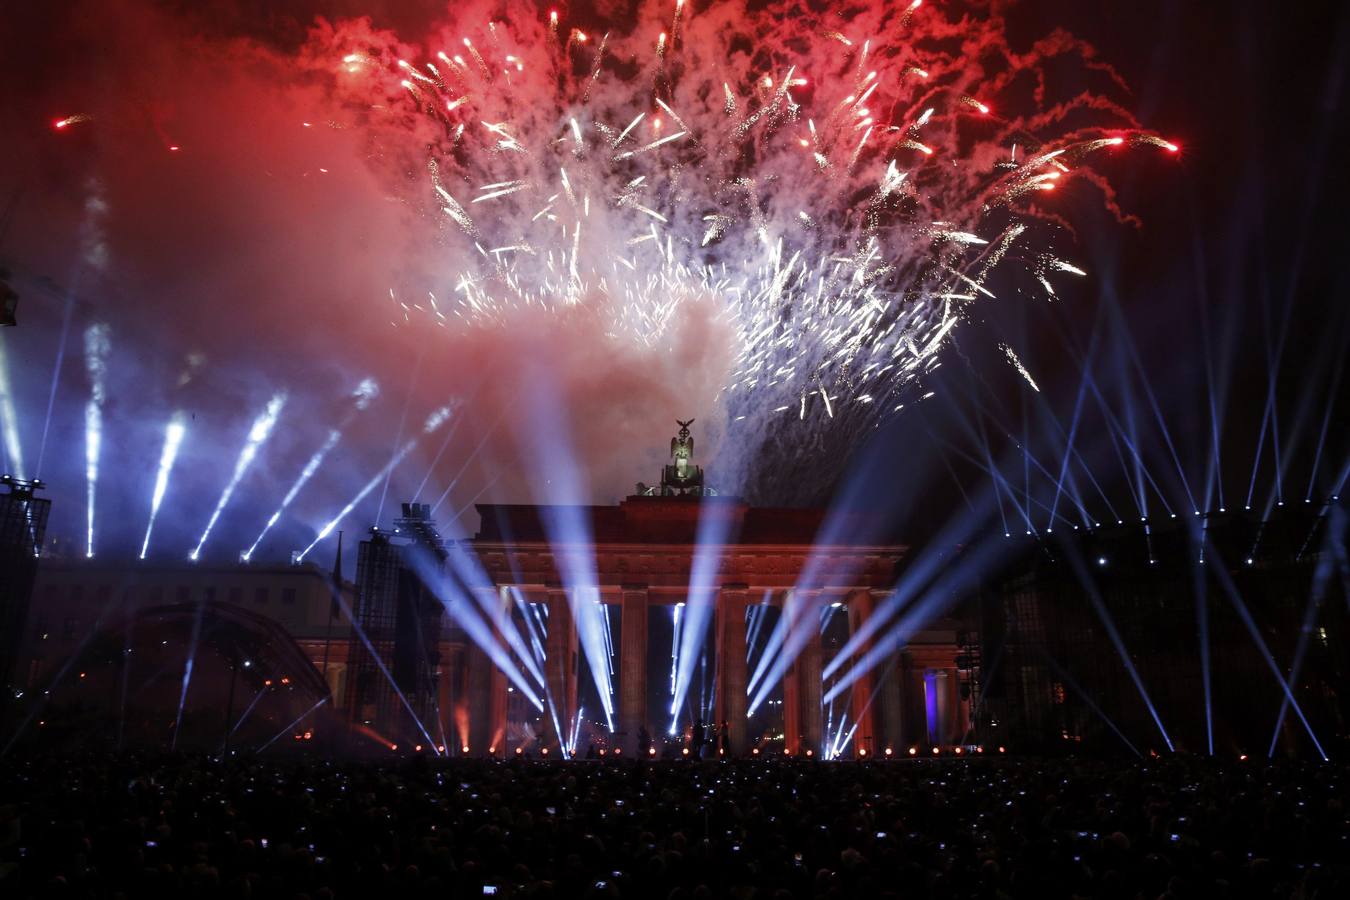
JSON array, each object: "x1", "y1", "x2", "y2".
[
  {"x1": 1061, "y1": 542, "x2": 1174, "y2": 751},
  {"x1": 170, "y1": 598, "x2": 209, "y2": 751},
  {"x1": 1041, "y1": 650, "x2": 1141, "y2": 756},
  {"x1": 513, "y1": 370, "x2": 615, "y2": 730},
  {"x1": 226, "y1": 684, "x2": 269, "y2": 740},
  {"x1": 140, "y1": 414, "x2": 188, "y2": 559},
  {"x1": 0, "y1": 331, "x2": 28, "y2": 478},
  {"x1": 34, "y1": 291, "x2": 75, "y2": 479},
  {"x1": 191, "y1": 393, "x2": 286, "y2": 560},
  {"x1": 444, "y1": 474, "x2": 501, "y2": 531},
  {"x1": 1209, "y1": 549, "x2": 1328, "y2": 760},
  {"x1": 1305, "y1": 341, "x2": 1347, "y2": 501},
  {"x1": 375, "y1": 349, "x2": 425, "y2": 527},
  {"x1": 438, "y1": 545, "x2": 546, "y2": 691},
  {"x1": 83, "y1": 323, "x2": 110, "y2": 557},
  {"x1": 670, "y1": 499, "x2": 737, "y2": 725},
  {"x1": 257, "y1": 697, "x2": 328, "y2": 753},
  {"x1": 1267, "y1": 513, "x2": 1341, "y2": 755},
  {"x1": 1187, "y1": 524, "x2": 1214, "y2": 755}
]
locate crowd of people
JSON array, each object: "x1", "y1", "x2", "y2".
[{"x1": 1, "y1": 752, "x2": 1346, "y2": 899}]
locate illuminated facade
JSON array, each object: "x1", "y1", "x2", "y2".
[
  {"x1": 462, "y1": 496, "x2": 971, "y2": 756},
  {"x1": 14, "y1": 427, "x2": 973, "y2": 756},
  {"x1": 452, "y1": 424, "x2": 970, "y2": 757}
]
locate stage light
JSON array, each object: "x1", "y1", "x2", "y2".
[
  {"x1": 438, "y1": 745, "x2": 446, "y2": 753},
  {"x1": 682, "y1": 747, "x2": 689, "y2": 756},
  {"x1": 414, "y1": 744, "x2": 423, "y2": 752},
  {"x1": 954, "y1": 746, "x2": 963, "y2": 754},
  {"x1": 998, "y1": 746, "x2": 1006, "y2": 753},
  {"x1": 908, "y1": 746, "x2": 917, "y2": 756},
  {"x1": 932, "y1": 746, "x2": 940, "y2": 755},
  {"x1": 488, "y1": 746, "x2": 496, "y2": 755},
  {"x1": 1097, "y1": 557, "x2": 1107, "y2": 567},
  {"x1": 751, "y1": 747, "x2": 760, "y2": 756},
  {"x1": 859, "y1": 748, "x2": 867, "y2": 757},
  {"x1": 649, "y1": 747, "x2": 656, "y2": 756},
  {"x1": 614, "y1": 747, "x2": 621, "y2": 756},
  {"x1": 462, "y1": 745, "x2": 470, "y2": 753},
  {"x1": 1246, "y1": 558, "x2": 1254, "y2": 566},
  {"x1": 541, "y1": 747, "x2": 549, "y2": 756},
  {"x1": 599, "y1": 748, "x2": 607, "y2": 757},
  {"x1": 390, "y1": 744, "x2": 398, "y2": 751},
  {"x1": 884, "y1": 748, "x2": 893, "y2": 757},
  {"x1": 976, "y1": 746, "x2": 984, "y2": 753},
  {"x1": 516, "y1": 747, "x2": 524, "y2": 755}
]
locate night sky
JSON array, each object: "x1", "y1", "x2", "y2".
[{"x1": 1, "y1": 0, "x2": 1346, "y2": 567}]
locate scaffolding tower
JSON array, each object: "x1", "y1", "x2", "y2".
[
  {"x1": 343, "y1": 503, "x2": 446, "y2": 748},
  {"x1": 1, "y1": 476, "x2": 50, "y2": 693}
]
